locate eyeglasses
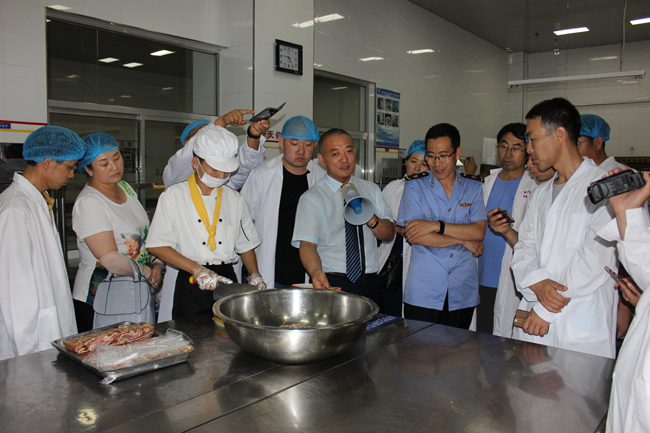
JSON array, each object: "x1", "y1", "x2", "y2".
[
  {"x1": 497, "y1": 144, "x2": 525, "y2": 155},
  {"x1": 426, "y1": 150, "x2": 456, "y2": 162},
  {"x1": 57, "y1": 161, "x2": 77, "y2": 172}
]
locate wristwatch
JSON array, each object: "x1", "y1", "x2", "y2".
[
  {"x1": 438, "y1": 220, "x2": 445, "y2": 235},
  {"x1": 368, "y1": 216, "x2": 379, "y2": 229},
  {"x1": 247, "y1": 126, "x2": 261, "y2": 139}
]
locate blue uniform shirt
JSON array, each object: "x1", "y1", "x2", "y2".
[
  {"x1": 397, "y1": 170, "x2": 486, "y2": 311},
  {"x1": 478, "y1": 175, "x2": 522, "y2": 287}
]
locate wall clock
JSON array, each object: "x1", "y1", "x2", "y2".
[{"x1": 275, "y1": 39, "x2": 303, "y2": 76}]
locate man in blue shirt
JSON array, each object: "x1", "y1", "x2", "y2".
[
  {"x1": 397, "y1": 123, "x2": 486, "y2": 329},
  {"x1": 477, "y1": 123, "x2": 531, "y2": 334}
]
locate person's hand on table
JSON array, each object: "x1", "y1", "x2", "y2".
[
  {"x1": 529, "y1": 279, "x2": 569, "y2": 313},
  {"x1": 522, "y1": 308, "x2": 550, "y2": 337}
]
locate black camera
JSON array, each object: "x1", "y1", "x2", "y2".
[{"x1": 587, "y1": 170, "x2": 646, "y2": 204}]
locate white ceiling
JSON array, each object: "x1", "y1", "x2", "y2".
[{"x1": 408, "y1": 0, "x2": 650, "y2": 54}]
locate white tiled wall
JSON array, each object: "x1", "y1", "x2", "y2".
[
  {"x1": 314, "y1": 0, "x2": 511, "y2": 173},
  {"x1": 253, "y1": 0, "x2": 315, "y2": 159},
  {"x1": 509, "y1": 41, "x2": 650, "y2": 158}
]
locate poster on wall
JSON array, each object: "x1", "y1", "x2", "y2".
[{"x1": 376, "y1": 88, "x2": 400, "y2": 149}]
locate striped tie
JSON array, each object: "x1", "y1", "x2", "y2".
[{"x1": 345, "y1": 216, "x2": 362, "y2": 283}]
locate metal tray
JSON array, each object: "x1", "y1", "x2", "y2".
[{"x1": 51, "y1": 322, "x2": 194, "y2": 383}]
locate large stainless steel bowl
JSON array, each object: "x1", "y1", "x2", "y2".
[{"x1": 214, "y1": 288, "x2": 379, "y2": 364}]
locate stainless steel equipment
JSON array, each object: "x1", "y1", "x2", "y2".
[{"x1": 215, "y1": 288, "x2": 379, "y2": 364}]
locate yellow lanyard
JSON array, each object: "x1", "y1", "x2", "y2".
[
  {"x1": 42, "y1": 192, "x2": 55, "y2": 218},
  {"x1": 188, "y1": 173, "x2": 222, "y2": 250}
]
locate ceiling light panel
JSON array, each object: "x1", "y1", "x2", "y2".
[
  {"x1": 359, "y1": 57, "x2": 384, "y2": 61},
  {"x1": 554, "y1": 27, "x2": 589, "y2": 36},
  {"x1": 150, "y1": 50, "x2": 175, "y2": 56},
  {"x1": 99, "y1": 57, "x2": 119, "y2": 63},
  {"x1": 630, "y1": 17, "x2": 650, "y2": 25},
  {"x1": 123, "y1": 62, "x2": 143, "y2": 68}
]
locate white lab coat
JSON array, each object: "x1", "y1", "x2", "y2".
[
  {"x1": 482, "y1": 169, "x2": 538, "y2": 338},
  {"x1": 240, "y1": 155, "x2": 325, "y2": 288},
  {"x1": 0, "y1": 174, "x2": 77, "y2": 360},
  {"x1": 599, "y1": 208, "x2": 650, "y2": 433},
  {"x1": 511, "y1": 159, "x2": 618, "y2": 358},
  {"x1": 162, "y1": 123, "x2": 266, "y2": 190},
  {"x1": 377, "y1": 178, "x2": 411, "y2": 292}
]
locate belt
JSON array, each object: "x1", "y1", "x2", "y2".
[{"x1": 329, "y1": 272, "x2": 377, "y2": 278}]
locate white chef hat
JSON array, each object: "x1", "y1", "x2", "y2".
[{"x1": 193, "y1": 126, "x2": 240, "y2": 173}]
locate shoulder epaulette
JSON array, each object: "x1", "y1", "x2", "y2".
[
  {"x1": 405, "y1": 171, "x2": 429, "y2": 181},
  {"x1": 460, "y1": 172, "x2": 484, "y2": 183}
]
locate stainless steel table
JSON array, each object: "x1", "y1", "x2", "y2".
[{"x1": 0, "y1": 316, "x2": 614, "y2": 433}]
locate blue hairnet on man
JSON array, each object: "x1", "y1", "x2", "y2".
[
  {"x1": 78, "y1": 132, "x2": 120, "y2": 175},
  {"x1": 0, "y1": 125, "x2": 85, "y2": 360},
  {"x1": 577, "y1": 113, "x2": 623, "y2": 172},
  {"x1": 240, "y1": 115, "x2": 326, "y2": 289},
  {"x1": 281, "y1": 116, "x2": 320, "y2": 142}
]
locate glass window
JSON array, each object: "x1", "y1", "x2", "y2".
[
  {"x1": 47, "y1": 19, "x2": 217, "y2": 115},
  {"x1": 313, "y1": 76, "x2": 366, "y2": 132}
]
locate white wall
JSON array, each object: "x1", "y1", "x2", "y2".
[
  {"x1": 509, "y1": 40, "x2": 650, "y2": 158},
  {"x1": 253, "y1": 0, "x2": 315, "y2": 159},
  {"x1": 314, "y1": 0, "x2": 511, "y2": 174}
]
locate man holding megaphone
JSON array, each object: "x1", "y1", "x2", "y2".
[{"x1": 292, "y1": 129, "x2": 394, "y2": 308}]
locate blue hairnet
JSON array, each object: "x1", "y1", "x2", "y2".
[
  {"x1": 580, "y1": 114, "x2": 610, "y2": 142},
  {"x1": 78, "y1": 132, "x2": 120, "y2": 175},
  {"x1": 407, "y1": 140, "x2": 426, "y2": 157},
  {"x1": 281, "y1": 116, "x2": 319, "y2": 142},
  {"x1": 181, "y1": 120, "x2": 210, "y2": 144},
  {"x1": 23, "y1": 126, "x2": 85, "y2": 163}
]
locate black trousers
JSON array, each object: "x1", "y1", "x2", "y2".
[
  {"x1": 325, "y1": 273, "x2": 384, "y2": 312},
  {"x1": 173, "y1": 264, "x2": 238, "y2": 320},
  {"x1": 404, "y1": 294, "x2": 475, "y2": 330},
  {"x1": 476, "y1": 285, "x2": 497, "y2": 334}
]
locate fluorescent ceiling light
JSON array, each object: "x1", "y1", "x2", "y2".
[
  {"x1": 332, "y1": 87, "x2": 348, "y2": 90},
  {"x1": 150, "y1": 50, "x2": 175, "y2": 57},
  {"x1": 509, "y1": 70, "x2": 645, "y2": 86},
  {"x1": 314, "y1": 63, "x2": 323, "y2": 67},
  {"x1": 316, "y1": 13, "x2": 344, "y2": 23},
  {"x1": 48, "y1": 4, "x2": 71, "y2": 10},
  {"x1": 120, "y1": 95, "x2": 131, "y2": 98},
  {"x1": 359, "y1": 57, "x2": 384, "y2": 62},
  {"x1": 554, "y1": 27, "x2": 589, "y2": 36},
  {"x1": 161, "y1": 87, "x2": 174, "y2": 91},
  {"x1": 99, "y1": 57, "x2": 119, "y2": 63},
  {"x1": 66, "y1": 74, "x2": 80, "y2": 79},
  {"x1": 590, "y1": 56, "x2": 618, "y2": 61},
  {"x1": 123, "y1": 62, "x2": 143, "y2": 68},
  {"x1": 631, "y1": 17, "x2": 650, "y2": 25},
  {"x1": 407, "y1": 49, "x2": 434, "y2": 54},
  {"x1": 293, "y1": 13, "x2": 344, "y2": 28}
]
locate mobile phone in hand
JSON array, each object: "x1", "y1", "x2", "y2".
[
  {"x1": 250, "y1": 102, "x2": 286, "y2": 122},
  {"x1": 495, "y1": 209, "x2": 515, "y2": 224},
  {"x1": 605, "y1": 266, "x2": 622, "y2": 283}
]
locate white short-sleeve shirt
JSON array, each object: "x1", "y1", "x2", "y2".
[
  {"x1": 72, "y1": 182, "x2": 151, "y2": 303},
  {"x1": 146, "y1": 180, "x2": 260, "y2": 266},
  {"x1": 291, "y1": 175, "x2": 394, "y2": 274}
]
